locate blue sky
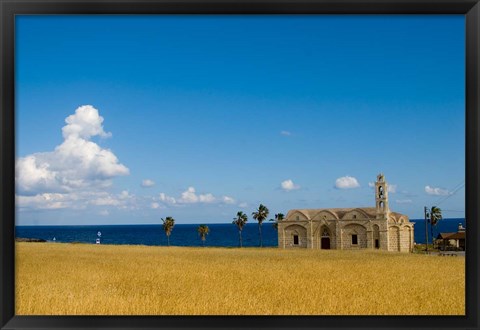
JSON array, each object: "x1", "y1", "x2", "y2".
[{"x1": 15, "y1": 15, "x2": 465, "y2": 225}]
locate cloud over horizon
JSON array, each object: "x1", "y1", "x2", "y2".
[
  {"x1": 141, "y1": 179, "x2": 155, "y2": 188},
  {"x1": 16, "y1": 105, "x2": 130, "y2": 211},
  {"x1": 281, "y1": 179, "x2": 300, "y2": 191},
  {"x1": 335, "y1": 176, "x2": 360, "y2": 189},
  {"x1": 17, "y1": 190, "x2": 137, "y2": 211},
  {"x1": 157, "y1": 187, "x2": 235, "y2": 207},
  {"x1": 425, "y1": 185, "x2": 452, "y2": 196}
]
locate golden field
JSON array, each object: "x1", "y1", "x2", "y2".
[{"x1": 15, "y1": 242, "x2": 464, "y2": 315}]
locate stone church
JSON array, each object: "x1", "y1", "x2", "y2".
[{"x1": 277, "y1": 174, "x2": 415, "y2": 252}]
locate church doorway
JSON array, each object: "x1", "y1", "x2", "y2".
[
  {"x1": 320, "y1": 228, "x2": 331, "y2": 250},
  {"x1": 321, "y1": 237, "x2": 330, "y2": 249}
]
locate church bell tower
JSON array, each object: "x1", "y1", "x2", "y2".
[{"x1": 375, "y1": 173, "x2": 390, "y2": 220}]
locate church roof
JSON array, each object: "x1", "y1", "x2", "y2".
[
  {"x1": 286, "y1": 207, "x2": 407, "y2": 221},
  {"x1": 438, "y1": 232, "x2": 465, "y2": 240}
]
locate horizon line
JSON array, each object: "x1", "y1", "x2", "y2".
[{"x1": 15, "y1": 217, "x2": 467, "y2": 227}]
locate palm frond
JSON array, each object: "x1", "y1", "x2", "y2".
[
  {"x1": 233, "y1": 211, "x2": 248, "y2": 230},
  {"x1": 430, "y1": 206, "x2": 443, "y2": 226},
  {"x1": 252, "y1": 204, "x2": 269, "y2": 224}
]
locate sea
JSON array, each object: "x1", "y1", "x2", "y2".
[{"x1": 15, "y1": 218, "x2": 465, "y2": 247}]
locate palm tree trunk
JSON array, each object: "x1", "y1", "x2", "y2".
[
  {"x1": 202, "y1": 238, "x2": 205, "y2": 247},
  {"x1": 431, "y1": 224, "x2": 435, "y2": 249},
  {"x1": 167, "y1": 234, "x2": 170, "y2": 246},
  {"x1": 259, "y1": 223, "x2": 263, "y2": 247},
  {"x1": 239, "y1": 230, "x2": 242, "y2": 248}
]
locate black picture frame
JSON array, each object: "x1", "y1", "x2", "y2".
[{"x1": 1, "y1": 1, "x2": 479, "y2": 329}]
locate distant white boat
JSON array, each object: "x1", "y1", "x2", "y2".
[{"x1": 96, "y1": 238, "x2": 101, "y2": 244}]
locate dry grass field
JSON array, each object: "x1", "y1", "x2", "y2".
[{"x1": 15, "y1": 242, "x2": 464, "y2": 315}]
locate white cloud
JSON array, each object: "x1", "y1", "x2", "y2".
[
  {"x1": 16, "y1": 105, "x2": 129, "y2": 196},
  {"x1": 157, "y1": 187, "x2": 235, "y2": 206},
  {"x1": 15, "y1": 106, "x2": 130, "y2": 213},
  {"x1": 151, "y1": 202, "x2": 160, "y2": 209},
  {"x1": 335, "y1": 176, "x2": 360, "y2": 189},
  {"x1": 99, "y1": 210, "x2": 110, "y2": 216},
  {"x1": 62, "y1": 105, "x2": 111, "y2": 140},
  {"x1": 141, "y1": 179, "x2": 155, "y2": 188},
  {"x1": 118, "y1": 190, "x2": 132, "y2": 200},
  {"x1": 179, "y1": 187, "x2": 215, "y2": 204},
  {"x1": 91, "y1": 195, "x2": 122, "y2": 206},
  {"x1": 425, "y1": 185, "x2": 451, "y2": 196},
  {"x1": 16, "y1": 193, "x2": 71, "y2": 210},
  {"x1": 238, "y1": 202, "x2": 248, "y2": 208},
  {"x1": 222, "y1": 196, "x2": 235, "y2": 204},
  {"x1": 199, "y1": 194, "x2": 215, "y2": 203},
  {"x1": 91, "y1": 191, "x2": 136, "y2": 210},
  {"x1": 159, "y1": 193, "x2": 177, "y2": 205},
  {"x1": 280, "y1": 131, "x2": 292, "y2": 136},
  {"x1": 16, "y1": 190, "x2": 136, "y2": 212},
  {"x1": 179, "y1": 187, "x2": 201, "y2": 203},
  {"x1": 395, "y1": 199, "x2": 413, "y2": 204},
  {"x1": 90, "y1": 191, "x2": 136, "y2": 208},
  {"x1": 281, "y1": 179, "x2": 300, "y2": 191},
  {"x1": 368, "y1": 182, "x2": 375, "y2": 188}
]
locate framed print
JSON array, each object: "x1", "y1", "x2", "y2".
[{"x1": 1, "y1": 1, "x2": 479, "y2": 330}]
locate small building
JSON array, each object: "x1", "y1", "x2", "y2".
[
  {"x1": 436, "y1": 224, "x2": 466, "y2": 251},
  {"x1": 278, "y1": 174, "x2": 415, "y2": 252}
]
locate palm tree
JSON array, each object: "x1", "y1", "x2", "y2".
[
  {"x1": 252, "y1": 204, "x2": 269, "y2": 247},
  {"x1": 197, "y1": 224, "x2": 210, "y2": 247},
  {"x1": 269, "y1": 213, "x2": 285, "y2": 231},
  {"x1": 161, "y1": 216, "x2": 175, "y2": 246},
  {"x1": 429, "y1": 206, "x2": 442, "y2": 249},
  {"x1": 232, "y1": 211, "x2": 248, "y2": 247}
]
